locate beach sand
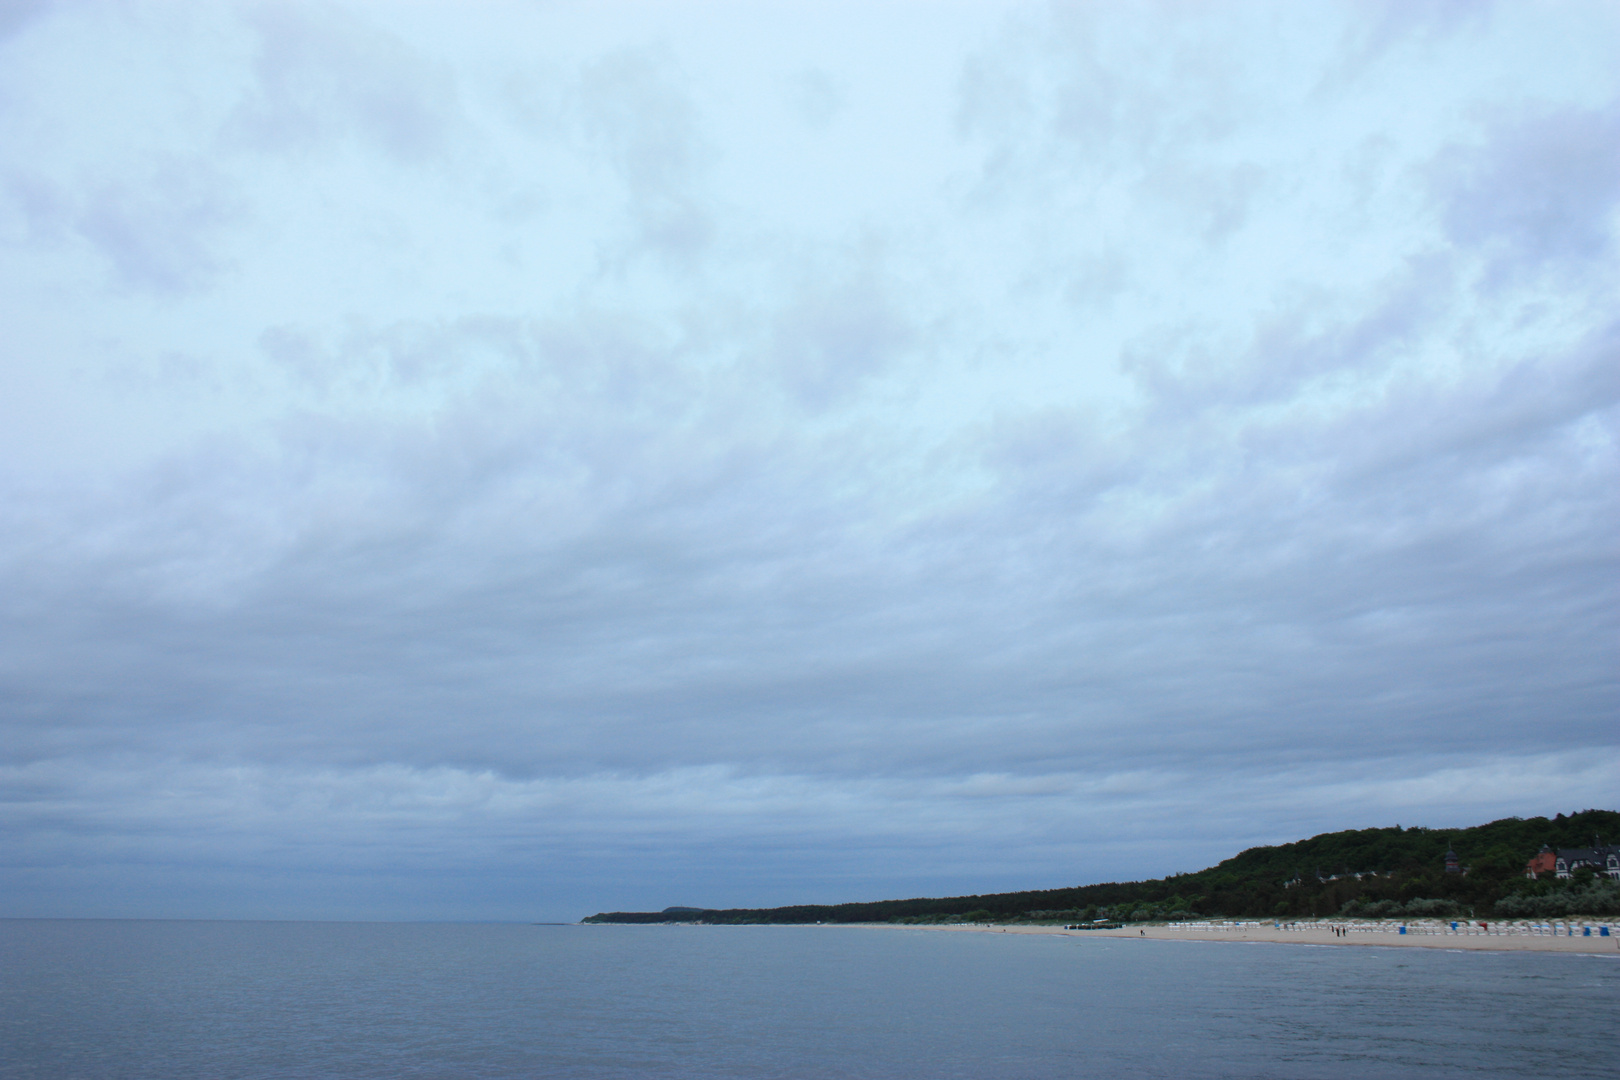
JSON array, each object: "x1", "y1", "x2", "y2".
[{"x1": 869, "y1": 921, "x2": 1620, "y2": 954}]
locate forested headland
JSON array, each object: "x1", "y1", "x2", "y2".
[{"x1": 582, "y1": 809, "x2": 1620, "y2": 925}]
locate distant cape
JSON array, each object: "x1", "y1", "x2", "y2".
[{"x1": 583, "y1": 809, "x2": 1620, "y2": 924}]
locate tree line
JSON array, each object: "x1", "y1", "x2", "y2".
[{"x1": 581, "y1": 809, "x2": 1620, "y2": 924}]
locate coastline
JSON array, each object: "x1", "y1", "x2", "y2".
[{"x1": 843, "y1": 920, "x2": 1620, "y2": 955}]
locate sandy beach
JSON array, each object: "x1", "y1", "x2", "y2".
[{"x1": 875, "y1": 920, "x2": 1620, "y2": 955}]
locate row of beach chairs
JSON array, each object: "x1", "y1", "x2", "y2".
[{"x1": 1260, "y1": 919, "x2": 1612, "y2": 937}]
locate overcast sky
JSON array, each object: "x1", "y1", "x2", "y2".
[{"x1": 2, "y1": 0, "x2": 1616, "y2": 922}]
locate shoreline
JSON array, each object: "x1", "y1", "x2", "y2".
[{"x1": 839, "y1": 919, "x2": 1620, "y2": 955}]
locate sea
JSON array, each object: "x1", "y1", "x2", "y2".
[{"x1": 2, "y1": 920, "x2": 1615, "y2": 1079}]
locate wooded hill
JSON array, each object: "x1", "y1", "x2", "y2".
[{"x1": 582, "y1": 809, "x2": 1620, "y2": 924}]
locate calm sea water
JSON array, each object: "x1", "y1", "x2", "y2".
[{"x1": 2, "y1": 920, "x2": 1615, "y2": 1079}]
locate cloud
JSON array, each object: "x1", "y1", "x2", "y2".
[
  {"x1": 1434, "y1": 103, "x2": 1620, "y2": 275},
  {"x1": 226, "y1": 2, "x2": 465, "y2": 165},
  {"x1": 0, "y1": 1, "x2": 1616, "y2": 919},
  {"x1": 770, "y1": 273, "x2": 912, "y2": 411},
  {"x1": 577, "y1": 47, "x2": 713, "y2": 260},
  {"x1": 75, "y1": 158, "x2": 239, "y2": 292},
  {"x1": 784, "y1": 68, "x2": 843, "y2": 130},
  {"x1": 0, "y1": 0, "x2": 51, "y2": 44}
]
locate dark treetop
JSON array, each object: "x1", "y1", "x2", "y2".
[{"x1": 583, "y1": 810, "x2": 1620, "y2": 924}]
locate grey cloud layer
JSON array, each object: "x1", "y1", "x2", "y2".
[{"x1": 0, "y1": 1, "x2": 1615, "y2": 919}]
